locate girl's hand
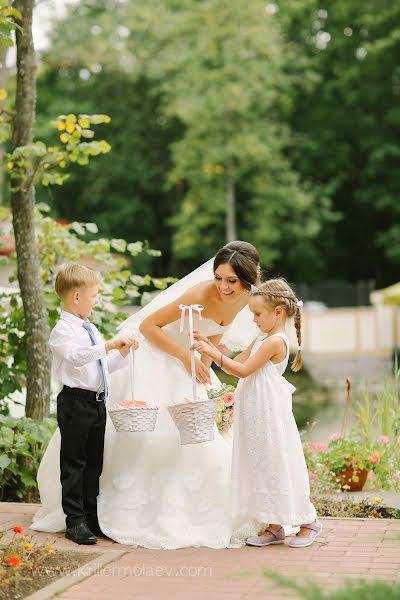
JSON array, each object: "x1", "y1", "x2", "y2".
[
  {"x1": 191, "y1": 340, "x2": 216, "y2": 358},
  {"x1": 182, "y1": 352, "x2": 211, "y2": 385},
  {"x1": 193, "y1": 329, "x2": 210, "y2": 344}
]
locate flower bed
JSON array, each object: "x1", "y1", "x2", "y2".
[
  {"x1": 0, "y1": 525, "x2": 97, "y2": 599},
  {"x1": 304, "y1": 433, "x2": 400, "y2": 493}
]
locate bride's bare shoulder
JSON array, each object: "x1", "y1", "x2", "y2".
[{"x1": 178, "y1": 280, "x2": 216, "y2": 304}]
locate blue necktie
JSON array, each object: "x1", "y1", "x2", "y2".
[{"x1": 82, "y1": 321, "x2": 108, "y2": 400}]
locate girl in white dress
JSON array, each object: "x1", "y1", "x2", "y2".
[
  {"x1": 31, "y1": 241, "x2": 262, "y2": 549},
  {"x1": 193, "y1": 278, "x2": 322, "y2": 548}
]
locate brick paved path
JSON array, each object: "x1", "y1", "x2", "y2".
[{"x1": 1, "y1": 503, "x2": 399, "y2": 599}]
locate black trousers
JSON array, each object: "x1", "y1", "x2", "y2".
[{"x1": 57, "y1": 387, "x2": 106, "y2": 529}]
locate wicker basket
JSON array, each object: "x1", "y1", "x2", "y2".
[
  {"x1": 108, "y1": 345, "x2": 159, "y2": 432},
  {"x1": 109, "y1": 405, "x2": 159, "y2": 432},
  {"x1": 168, "y1": 398, "x2": 217, "y2": 445}
]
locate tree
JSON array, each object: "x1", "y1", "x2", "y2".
[
  {"x1": 9, "y1": 0, "x2": 51, "y2": 419},
  {"x1": 277, "y1": 0, "x2": 400, "y2": 286},
  {"x1": 4, "y1": 1, "x2": 114, "y2": 419},
  {"x1": 129, "y1": 1, "x2": 333, "y2": 278},
  {"x1": 35, "y1": 0, "x2": 333, "y2": 281}
]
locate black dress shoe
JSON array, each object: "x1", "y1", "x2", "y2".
[
  {"x1": 87, "y1": 523, "x2": 104, "y2": 537},
  {"x1": 65, "y1": 522, "x2": 97, "y2": 545}
]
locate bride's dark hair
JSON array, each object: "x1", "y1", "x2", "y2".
[{"x1": 213, "y1": 241, "x2": 260, "y2": 290}]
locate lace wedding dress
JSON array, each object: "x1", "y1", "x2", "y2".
[{"x1": 97, "y1": 315, "x2": 235, "y2": 548}]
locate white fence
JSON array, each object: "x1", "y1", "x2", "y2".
[{"x1": 287, "y1": 305, "x2": 399, "y2": 385}]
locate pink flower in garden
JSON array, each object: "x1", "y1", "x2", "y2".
[
  {"x1": 370, "y1": 453, "x2": 381, "y2": 464},
  {"x1": 223, "y1": 392, "x2": 235, "y2": 407},
  {"x1": 308, "y1": 470, "x2": 318, "y2": 482},
  {"x1": 367, "y1": 470, "x2": 376, "y2": 479},
  {"x1": 315, "y1": 443, "x2": 328, "y2": 452},
  {"x1": 329, "y1": 433, "x2": 343, "y2": 441},
  {"x1": 377, "y1": 435, "x2": 389, "y2": 444}
]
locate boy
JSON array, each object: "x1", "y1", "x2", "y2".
[{"x1": 50, "y1": 263, "x2": 138, "y2": 545}]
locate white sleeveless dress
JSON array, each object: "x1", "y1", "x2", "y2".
[
  {"x1": 32, "y1": 316, "x2": 238, "y2": 549},
  {"x1": 231, "y1": 332, "x2": 316, "y2": 535}
]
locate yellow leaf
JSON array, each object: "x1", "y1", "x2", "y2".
[
  {"x1": 57, "y1": 122, "x2": 66, "y2": 131},
  {"x1": 65, "y1": 123, "x2": 75, "y2": 134},
  {"x1": 78, "y1": 117, "x2": 90, "y2": 128},
  {"x1": 0, "y1": 89, "x2": 7, "y2": 101},
  {"x1": 7, "y1": 161, "x2": 14, "y2": 169},
  {"x1": 59, "y1": 133, "x2": 69, "y2": 144}
]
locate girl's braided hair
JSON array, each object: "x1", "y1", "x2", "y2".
[{"x1": 251, "y1": 278, "x2": 302, "y2": 372}]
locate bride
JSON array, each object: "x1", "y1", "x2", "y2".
[{"x1": 32, "y1": 240, "x2": 261, "y2": 548}]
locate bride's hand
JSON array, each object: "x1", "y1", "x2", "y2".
[{"x1": 182, "y1": 353, "x2": 211, "y2": 385}]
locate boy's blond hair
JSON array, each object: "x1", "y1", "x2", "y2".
[{"x1": 55, "y1": 263, "x2": 101, "y2": 299}]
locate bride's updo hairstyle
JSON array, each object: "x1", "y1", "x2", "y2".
[{"x1": 214, "y1": 241, "x2": 260, "y2": 290}]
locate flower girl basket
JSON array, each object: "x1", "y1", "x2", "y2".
[
  {"x1": 108, "y1": 346, "x2": 159, "y2": 432},
  {"x1": 167, "y1": 304, "x2": 218, "y2": 445}
]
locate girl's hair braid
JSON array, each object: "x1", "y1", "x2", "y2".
[{"x1": 251, "y1": 278, "x2": 302, "y2": 372}]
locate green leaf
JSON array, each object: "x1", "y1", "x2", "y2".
[
  {"x1": 0, "y1": 453, "x2": 11, "y2": 470},
  {"x1": 86, "y1": 223, "x2": 98, "y2": 234},
  {"x1": 70, "y1": 222, "x2": 86, "y2": 236},
  {"x1": 111, "y1": 239, "x2": 127, "y2": 252}
]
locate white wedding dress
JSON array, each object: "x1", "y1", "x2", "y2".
[{"x1": 97, "y1": 315, "x2": 234, "y2": 548}]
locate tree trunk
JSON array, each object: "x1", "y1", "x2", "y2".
[
  {"x1": 225, "y1": 173, "x2": 236, "y2": 242},
  {"x1": 0, "y1": 46, "x2": 9, "y2": 204},
  {"x1": 10, "y1": 0, "x2": 51, "y2": 419}
]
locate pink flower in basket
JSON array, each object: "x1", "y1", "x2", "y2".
[
  {"x1": 112, "y1": 400, "x2": 150, "y2": 410},
  {"x1": 223, "y1": 392, "x2": 235, "y2": 407}
]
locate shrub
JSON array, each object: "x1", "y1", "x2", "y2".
[{"x1": 0, "y1": 415, "x2": 57, "y2": 502}]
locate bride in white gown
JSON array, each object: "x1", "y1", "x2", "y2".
[{"x1": 32, "y1": 241, "x2": 264, "y2": 548}]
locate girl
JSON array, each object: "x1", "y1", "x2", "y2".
[{"x1": 193, "y1": 278, "x2": 322, "y2": 548}]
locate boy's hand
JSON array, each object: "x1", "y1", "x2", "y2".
[
  {"x1": 105, "y1": 335, "x2": 139, "y2": 355},
  {"x1": 119, "y1": 335, "x2": 140, "y2": 357}
]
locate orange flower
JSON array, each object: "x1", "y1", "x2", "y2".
[
  {"x1": 7, "y1": 555, "x2": 21, "y2": 567},
  {"x1": 12, "y1": 525, "x2": 24, "y2": 533}
]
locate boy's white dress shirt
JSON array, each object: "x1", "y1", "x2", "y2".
[{"x1": 49, "y1": 310, "x2": 127, "y2": 392}]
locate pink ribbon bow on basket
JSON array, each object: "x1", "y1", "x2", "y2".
[{"x1": 179, "y1": 304, "x2": 204, "y2": 402}]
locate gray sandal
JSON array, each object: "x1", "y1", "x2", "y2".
[
  {"x1": 288, "y1": 520, "x2": 322, "y2": 548},
  {"x1": 246, "y1": 526, "x2": 285, "y2": 547}
]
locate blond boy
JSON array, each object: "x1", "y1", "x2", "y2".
[{"x1": 50, "y1": 263, "x2": 138, "y2": 545}]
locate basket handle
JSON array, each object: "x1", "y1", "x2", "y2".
[
  {"x1": 179, "y1": 304, "x2": 204, "y2": 402},
  {"x1": 129, "y1": 345, "x2": 135, "y2": 403}
]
